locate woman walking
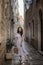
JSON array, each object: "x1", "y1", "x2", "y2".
[
  {"x1": 12, "y1": 27, "x2": 28, "y2": 64},
  {"x1": 16, "y1": 27, "x2": 28, "y2": 61}
]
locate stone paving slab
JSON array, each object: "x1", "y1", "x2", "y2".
[{"x1": 30, "y1": 60, "x2": 43, "y2": 65}]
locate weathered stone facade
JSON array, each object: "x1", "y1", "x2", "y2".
[
  {"x1": 5, "y1": 0, "x2": 14, "y2": 40},
  {"x1": 11, "y1": 0, "x2": 19, "y2": 36},
  {"x1": 25, "y1": 0, "x2": 43, "y2": 54},
  {"x1": 0, "y1": 0, "x2": 7, "y2": 64},
  {"x1": 0, "y1": 0, "x2": 14, "y2": 64}
]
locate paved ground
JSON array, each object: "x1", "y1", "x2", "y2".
[{"x1": 4, "y1": 42, "x2": 43, "y2": 65}]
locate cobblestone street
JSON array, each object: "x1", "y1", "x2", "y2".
[{"x1": 4, "y1": 42, "x2": 43, "y2": 65}]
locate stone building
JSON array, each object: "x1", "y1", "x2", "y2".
[
  {"x1": 25, "y1": 0, "x2": 43, "y2": 54},
  {"x1": 0, "y1": 0, "x2": 7, "y2": 64},
  {"x1": 24, "y1": 0, "x2": 32, "y2": 41},
  {"x1": 0, "y1": 0, "x2": 14, "y2": 64},
  {"x1": 5, "y1": 0, "x2": 14, "y2": 40},
  {"x1": 11, "y1": 0, "x2": 19, "y2": 35}
]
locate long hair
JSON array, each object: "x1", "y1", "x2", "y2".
[{"x1": 17, "y1": 27, "x2": 23, "y2": 36}]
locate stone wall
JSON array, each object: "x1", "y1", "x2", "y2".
[
  {"x1": 5, "y1": 0, "x2": 14, "y2": 40},
  {"x1": 0, "y1": 0, "x2": 7, "y2": 64},
  {"x1": 25, "y1": 0, "x2": 43, "y2": 52},
  {"x1": 0, "y1": 0, "x2": 14, "y2": 64}
]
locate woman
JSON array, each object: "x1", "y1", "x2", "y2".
[
  {"x1": 16, "y1": 27, "x2": 28, "y2": 60},
  {"x1": 12, "y1": 27, "x2": 28, "y2": 65}
]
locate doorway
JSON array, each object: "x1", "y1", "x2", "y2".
[{"x1": 39, "y1": 9, "x2": 43, "y2": 51}]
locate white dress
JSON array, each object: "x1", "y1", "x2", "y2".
[
  {"x1": 12, "y1": 33, "x2": 28, "y2": 65},
  {"x1": 15, "y1": 33, "x2": 28, "y2": 56}
]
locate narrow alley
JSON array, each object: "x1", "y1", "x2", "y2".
[{"x1": 0, "y1": 0, "x2": 43, "y2": 65}]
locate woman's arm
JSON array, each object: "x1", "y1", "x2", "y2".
[{"x1": 20, "y1": 35, "x2": 24, "y2": 47}]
